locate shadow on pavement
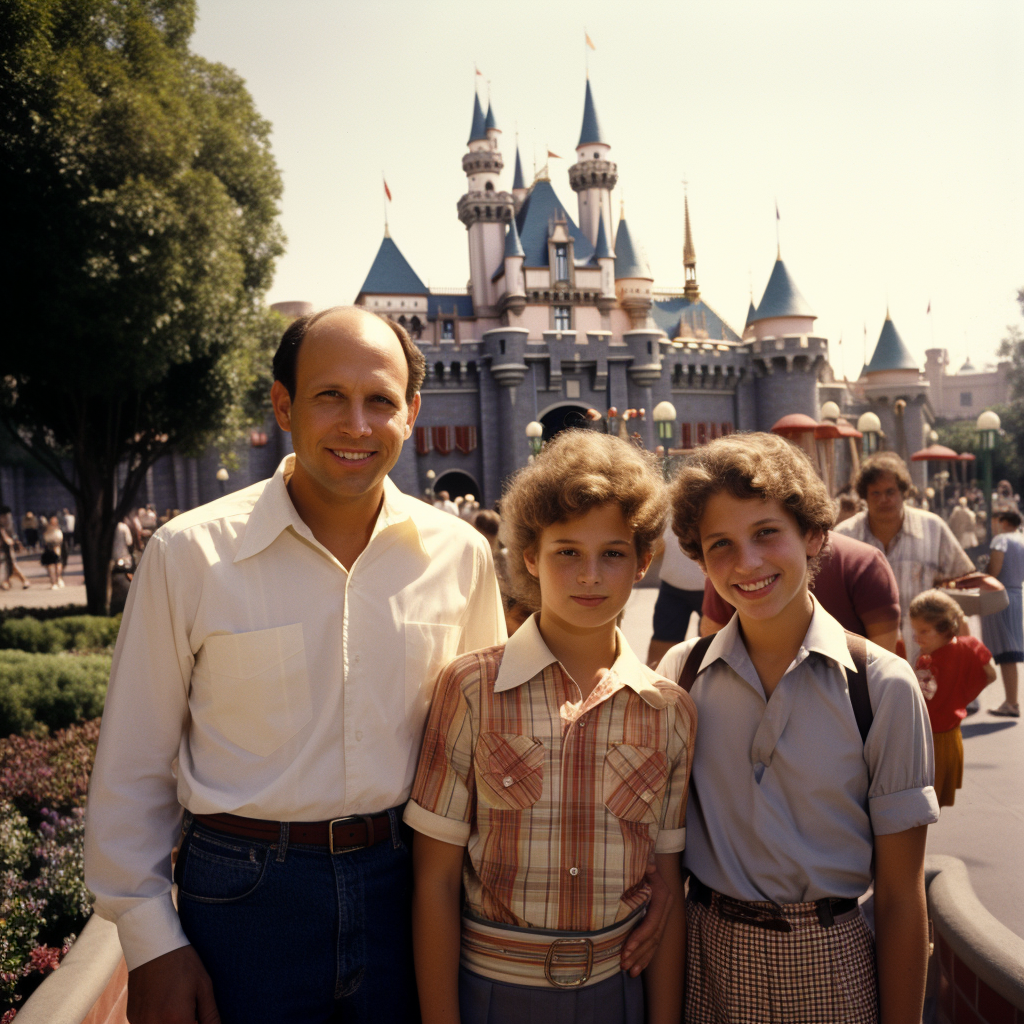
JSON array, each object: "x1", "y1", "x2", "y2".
[{"x1": 961, "y1": 721, "x2": 1018, "y2": 739}]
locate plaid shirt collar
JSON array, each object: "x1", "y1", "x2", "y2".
[{"x1": 494, "y1": 613, "x2": 668, "y2": 709}]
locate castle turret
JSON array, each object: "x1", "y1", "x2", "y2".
[
  {"x1": 683, "y1": 192, "x2": 699, "y2": 302},
  {"x1": 593, "y1": 214, "x2": 616, "y2": 311},
  {"x1": 512, "y1": 145, "x2": 528, "y2": 213},
  {"x1": 747, "y1": 256, "x2": 816, "y2": 341},
  {"x1": 614, "y1": 210, "x2": 653, "y2": 327},
  {"x1": 457, "y1": 91, "x2": 514, "y2": 316},
  {"x1": 498, "y1": 218, "x2": 526, "y2": 315},
  {"x1": 569, "y1": 79, "x2": 617, "y2": 249}
]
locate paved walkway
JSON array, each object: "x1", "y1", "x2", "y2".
[
  {"x1": 0, "y1": 551, "x2": 87, "y2": 610},
  {"x1": 621, "y1": 587, "x2": 1024, "y2": 939}
]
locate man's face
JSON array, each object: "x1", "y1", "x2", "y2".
[
  {"x1": 865, "y1": 472, "x2": 904, "y2": 525},
  {"x1": 271, "y1": 310, "x2": 420, "y2": 503}
]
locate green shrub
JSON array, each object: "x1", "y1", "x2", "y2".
[
  {"x1": 0, "y1": 615, "x2": 121, "y2": 654},
  {"x1": 0, "y1": 653, "x2": 110, "y2": 737}
]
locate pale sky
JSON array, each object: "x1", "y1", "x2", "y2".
[{"x1": 192, "y1": 0, "x2": 1023, "y2": 383}]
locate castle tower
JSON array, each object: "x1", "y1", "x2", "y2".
[
  {"x1": 457, "y1": 92, "x2": 514, "y2": 316},
  {"x1": 499, "y1": 218, "x2": 526, "y2": 315},
  {"x1": 746, "y1": 256, "x2": 816, "y2": 341},
  {"x1": 569, "y1": 80, "x2": 618, "y2": 248},
  {"x1": 683, "y1": 191, "x2": 699, "y2": 302},
  {"x1": 614, "y1": 209, "x2": 654, "y2": 328},
  {"x1": 594, "y1": 214, "x2": 616, "y2": 311},
  {"x1": 511, "y1": 145, "x2": 528, "y2": 213}
]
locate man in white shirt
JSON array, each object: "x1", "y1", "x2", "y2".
[{"x1": 85, "y1": 308, "x2": 506, "y2": 1023}]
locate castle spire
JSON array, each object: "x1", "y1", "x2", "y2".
[
  {"x1": 683, "y1": 189, "x2": 699, "y2": 302},
  {"x1": 468, "y1": 93, "x2": 487, "y2": 144},
  {"x1": 577, "y1": 78, "x2": 606, "y2": 147},
  {"x1": 513, "y1": 146, "x2": 525, "y2": 190}
]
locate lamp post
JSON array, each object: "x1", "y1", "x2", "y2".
[
  {"x1": 425, "y1": 468, "x2": 436, "y2": 500},
  {"x1": 856, "y1": 411, "x2": 881, "y2": 456},
  {"x1": 976, "y1": 409, "x2": 1001, "y2": 522},
  {"x1": 215, "y1": 467, "x2": 229, "y2": 495},
  {"x1": 820, "y1": 400, "x2": 840, "y2": 422},
  {"x1": 525, "y1": 420, "x2": 544, "y2": 458},
  {"x1": 652, "y1": 401, "x2": 677, "y2": 444}
]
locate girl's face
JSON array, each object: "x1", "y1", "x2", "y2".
[
  {"x1": 523, "y1": 503, "x2": 648, "y2": 633},
  {"x1": 911, "y1": 617, "x2": 952, "y2": 656},
  {"x1": 698, "y1": 491, "x2": 822, "y2": 628}
]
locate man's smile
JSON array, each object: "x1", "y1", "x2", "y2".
[{"x1": 732, "y1": 573, "x2": 779, "y2": 596}]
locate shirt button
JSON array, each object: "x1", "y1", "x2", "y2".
[
  {"x1": 503, "y1": 776, "x2": 514, "y2": 788},
  {"x1": 569, "y1": 867, "x2": 579, "y2": 877},
  {"x1": 578, "y1": 719, "x2": 586, "y2": 729}
]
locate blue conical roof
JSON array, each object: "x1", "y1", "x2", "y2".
[
  {"x1": 745, "y1": 300, "x2": 757, "y2": 327},
  {"x1": 514, "y1": 180, "x2": 595, "y2": 266},
  {"x1": 485, "y1": 101, "x2": 497, "y2": 131},
  {"x1": 577, "y1": 79, "x2": 606, "y2": 147},
  {"x1": 865, "y1": 315, "x2": 917, "y2": 372},
  {"x1": 593, "y1": 215, "x2": 614, "y2": 260},
  {"x1": 468, "y1": 93, "x2": 487, "y2": 143},
  {"x1": 358, "y1": 235, "x2": 428, "y2": 296},
  {"x1": 503, "y1": 218, "x2": 525, "y2": 259},
  {"x1": 748, "y1": 258, "x2": 815, "y2": 323},
  {"x1": 512, "y1": 147, "x2": 525, "y2": 190},
  {"x1": 614, "y1": 217, "x2": 651, "y2": 279}
]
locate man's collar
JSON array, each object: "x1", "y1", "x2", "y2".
[
  {"x1": 494, "y1": 614, "x2": 668, "y2": 709},
  {"x1": 234, "y1": 455, "x2": 427, "y2": 563}
]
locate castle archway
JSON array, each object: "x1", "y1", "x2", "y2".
[
  {"x1": 433, "y1": 470, "x2": 480, "y2": 501},
  {"x1": 538, "y1": 402, "x2": 593, "y2": 442}
]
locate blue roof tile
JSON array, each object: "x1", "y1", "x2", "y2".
[
  {"x1": 745, "y1": 300, "x2": 757, "y2": 327},
  {"x1": 514, "y1": 180, "x2": 594, "y2": 266},
  {"x1": 592, "y1": 215, "x2": 613, "y2": 260},
  {"x1": 614, "y1": 217, "x2": 651, "y2": 279},
  {"x1": 512, "y1": 147, "x2": 525, "y2": 190},
  {"x1": 865, "y1": 315, "x2": 917, "y2": 372},
  {"x1": 485, "y1": 101, "x2": 497, "y2": 131},
  {"x1": 578, "y1": 79, "x2": 606, "y2": 146},
  {"x1": 358, "y1": 235, "x2": 428, "y2": 296},
  {"x1": 503, "y1": 217, "x2": 525, "y2": 259},
  {"x1": 650, "y1": 297, "x2": 741, "y2": 342},
  {"x1": 468, "y1": 94, "x2": 487, "y2": 143},
  {"x1": 748, "y1": 258, "x2": 815, "y2": 323},
  {"x1": 428, "y1": 294, "x2": 475, "y2": 320}
]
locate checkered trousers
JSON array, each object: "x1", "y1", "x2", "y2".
[{"x1": 685, "y1": 897, "x2": 878, "y2": 1023}]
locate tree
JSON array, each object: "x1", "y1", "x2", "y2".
[{"x1": 0, "y1": 0, "x2": 285, "y2": 612}]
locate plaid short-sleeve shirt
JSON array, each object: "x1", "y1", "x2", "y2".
[{"x1": 405, "y1": 615, "x2": 697, "y2": 933}]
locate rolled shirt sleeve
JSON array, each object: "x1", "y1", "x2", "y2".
[
  {"x1": 863, "y1": 646, "x2": 940, "y2": 835},
  {"x1": 404, "y1": 653, "x2": 482, "y2": 847},
  {"x1": 653, "y1": 684, "x2": 698, "y2": 854}
]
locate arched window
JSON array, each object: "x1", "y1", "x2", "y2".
[
  {"x1": 434, "y1": 361, "x2": 445, "y2": 382},
  {"x1": 409, "y1": 315, "x2": 422, "y2": 339},
  {"x1": 484, "y1": 181, "x2": 494, "y2": 192},
  {"x1": 451, "y1": 361, "x2": 461, "y2": 382},
  {"x1": 398, "y1": 315, "x2": 407, "y2": 327}
]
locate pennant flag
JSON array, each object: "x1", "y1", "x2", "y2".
[
  {"x1": 547, "y1": 150, "x2": 562, "y2": 160},
  {"x1": 383, "y1": 178, "x2": 392, "y2": 202},
  {"x1": 475, "y1": 64, "x2": 483, "y2": 77},
  {"x1": 585, "y1": 32, "x2": 596, "y2": 50},
  {"x1": 926, "y1": 300, "x2": 931, "y2": 314},
  {"x1": 775, "y1": 201, "x2": 780, "y2": 221}
]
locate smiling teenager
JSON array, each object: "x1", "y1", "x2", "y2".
[
  {"x1": 658, "y1": 432, "x2": 939, "y2": 1024},
  {"x1": 85, "y1": 307, "x2": 507, "y2": 1024},
  {"x1": 406, "y1": 430, "x2": 695, "y2": 1024}
]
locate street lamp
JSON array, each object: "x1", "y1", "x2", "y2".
[
  {"x1": 525, "y1": 420, "x2": 544, "y2": 456},
  {"x1": 928, "y1": 429, "x2": 939, "y2": 444},
  {"x1": 976, "y1": 409, "x2": 1001, "y2": 521},
  {"x1": 856, "y1": 411, "x2": 881, "y2": 456},
  {"x1": 425, "y1": 468, "x2": 436, "y2": 499},
  {"x1": 653, "y1": 401, "x2": 677, "y2": 444},
  {"x1": 820, "y1": 400, "x2": 841, "y2": 421},
  {"x1": 216, "y1": 467, "x2": 229, "y2": 495}
]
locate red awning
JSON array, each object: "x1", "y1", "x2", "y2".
[
  {"x1": 958, "y1": 452, "x2": 977, "y2": 462},
  {"x1": 910, "y1": 444, "x2": 960, "y2": 462},
  {"x1": 771, "y1": 413, "x2": 819, "y2": 435}
]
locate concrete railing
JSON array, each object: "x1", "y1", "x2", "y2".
[
  {"x1": 927, "y1": 854, "x2": 1024, "y2": 1023},
  {"x1": 17, "y1": 914, "x2": 127, "y2": 1024}
]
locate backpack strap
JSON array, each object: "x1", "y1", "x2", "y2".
[
  {"x1": 844, "y1": 631, "x2": 873, "y2": 744},
  {"x1": 677, "y1": 634, "x2": 715, "y2": 693}
]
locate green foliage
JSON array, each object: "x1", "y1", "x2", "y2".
[
  {"x1": 0, "y1": 652, "x2": 110, "y2": 737},
  {"x1": 0, "y1": 0, "x2": 285, "y2": 612},
  {"x1": 933, "y1": 405, "x2": 1023, "y2": 489},
  {"x1": 0, "y1": 615, "x2": 121, "y2": 654}
]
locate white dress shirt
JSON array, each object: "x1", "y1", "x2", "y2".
[
  {"x1": 85, "y1": 456, "x2": 506, "y2": 970},
  {"x1": 658, "y1": 598, "x2": 938, "y2": 904}
]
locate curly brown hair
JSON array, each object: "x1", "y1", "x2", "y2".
[
  {"x1": 908, "y1": 589, "x2": 965, "y2": 639},
  {"x1": 855, "y1": 451, "x2": 913, "y2": 501},
  {"x1": 500, "y1": 430, "x2": 668, "y2": 612},
  {"x1": 669, "y1": 432, "x2": 835, "y2": 569}
]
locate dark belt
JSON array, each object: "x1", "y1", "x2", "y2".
[
  {"x1": 193, "y1": 810, "x2": 394, "y2": 854},
  {"x1": 688, "y1": 875, "x2": 858, "y2": 931}
]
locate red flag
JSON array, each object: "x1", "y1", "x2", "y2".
[
  {"x1": 475, "y1": 65, "x2": 483, "y2": 76},
  {"x1": 547, "y1": 150, "x2": 562, "y2": 160},
  {"x1": 926, "y1": 300, "x2": 931, "y2": 314},
  {"x1": 383, "y1": 179, "x2": 392, "y2": 202},
  {"x1": 585, "y1": 32, "x2": 596, "y2": 50}
]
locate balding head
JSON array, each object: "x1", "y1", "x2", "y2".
[{"x1": 273, "y1": 305, "x2": 425, "y2": 403}]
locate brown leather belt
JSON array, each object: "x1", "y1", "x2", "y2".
[{"x1": 193, "y1": 810, "x2": 394, "y2": 854}]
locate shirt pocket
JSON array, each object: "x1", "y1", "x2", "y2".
[
  {"x1": 405, "y1": 620, "x2": 464, "y2": 715},
  {"x1": 202, "y1": 623, "x2": 312, "y2": 757},
  {"x1": 603, "y1": 744, "x2": 669, "y2": 826},
  {"x1": 475, "y1": 732, "x2": 545, "y2": 811}
]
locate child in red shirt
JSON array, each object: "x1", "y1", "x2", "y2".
[{"x1": 910, "y1": 589, "x2": 996, "y2": 807}]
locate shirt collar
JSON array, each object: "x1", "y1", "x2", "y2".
[
  {"x1": 494, "y1": 614, "x2": 668, "y2": 709},
  {"x1": 699, "y1": 593, "x2": 856, "y2": 684},
  {"x1": 234, "y1": 455, "x2": 428, "y2": 563}
]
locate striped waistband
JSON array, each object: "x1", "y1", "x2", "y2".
[{"x1": 460, "y1": 910, "x2": 642, "y2": 990}]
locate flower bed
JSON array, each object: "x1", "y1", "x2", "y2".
[{"x1": 0, "y1": 720, "x2": 98, "y2": 1018}]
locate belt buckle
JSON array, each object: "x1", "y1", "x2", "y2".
[
  {"x1": 328, "y1": 815, "x2": 375, "y2": 854},
  {"x1": 543, "y1": 937, "x2": 594, "y2": 988}
]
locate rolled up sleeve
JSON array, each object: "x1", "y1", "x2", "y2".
[
  {"x1": 863, "y1": 648, "x2": 940, "y2": 835},
  {"x1": 654, "y1": 685, "x2": 697, "y2": 854}
]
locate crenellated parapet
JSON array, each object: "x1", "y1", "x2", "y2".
[
  {"x1": 749, "y1": 335, "x2": 829, "y2": 378},
  {"x1": 457, "y1": 191, "x2": 515, "y2": 228},
  {"x1": 481, "y1": 328, "x2": 529, "y2": 387},
  {"x1": 568, "y1": 158, "x2": 618, "y2": 193}
]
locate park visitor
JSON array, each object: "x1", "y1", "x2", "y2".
[{"x1": 982, "y1": 509, "x2": 1024, "y2": 717}]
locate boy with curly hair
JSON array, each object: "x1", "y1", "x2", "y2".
[
  {"x1": 406, "y1": 430, "x2": 696, "y2": 1024},
  {"x1": 659, "y1": 432, "x2": 938, "y2": 1023}
]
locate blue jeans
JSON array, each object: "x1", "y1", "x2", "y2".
[{"x1": 175, "y1": 811, "x2": 419, "y2": 1023}]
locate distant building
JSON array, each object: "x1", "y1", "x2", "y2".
[{"x1": 924, "y1": 348, "x2": 1011, "y2": 419}]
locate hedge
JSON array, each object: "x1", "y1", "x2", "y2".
[
  {"x1": 0, "y1": 652, "x2": 110, "y2": 737},
  {"x1": 0, "y1": 615, "x2": 121, "y2": 655}
]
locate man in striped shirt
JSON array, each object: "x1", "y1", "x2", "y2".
[{"x1": 834, "y1": 452, "x2": 973, "y2": 664}]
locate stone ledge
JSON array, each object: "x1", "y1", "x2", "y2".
[
  {"x1": 927, "y1": 854, "x2": 1024, "y2": 1021},
  {"x1": 18, "y1": 913, "x2": 127, "y2": 1024}
]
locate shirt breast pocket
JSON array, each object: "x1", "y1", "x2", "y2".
[
  {"x1": 476, "y1": 732, "x2": 545, "y2": 811},
  {"x1": 405, "y1": 620, "x2": 464, "y2": 715},
  {"x1": 603, "y1": 744, "x2": 668, "y2": 826},
  {"x1": 201, "y1": 624, "x2": 312, "y2": 757}
]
